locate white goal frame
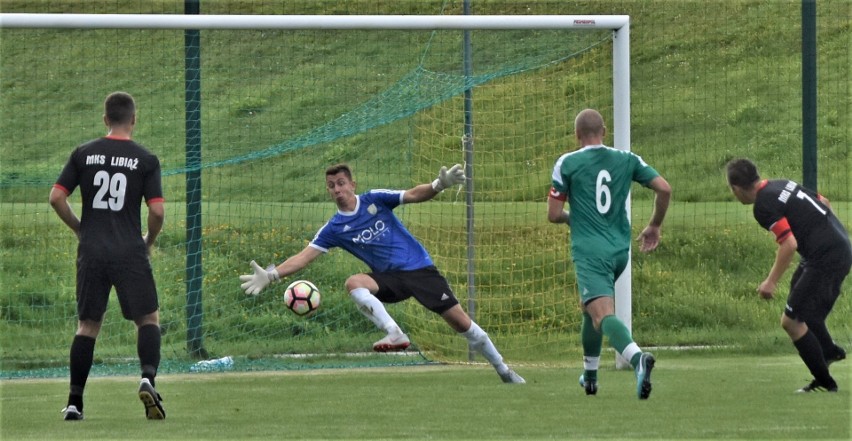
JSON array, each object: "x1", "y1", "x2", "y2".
[{"x1": 0, "y1": 13, "x2": 633, "y2": 368}]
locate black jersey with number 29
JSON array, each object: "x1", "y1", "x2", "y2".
[{"x1": 55, "y1": 137, "x2": 163, "y2": 261}]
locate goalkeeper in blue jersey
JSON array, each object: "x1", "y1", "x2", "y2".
[
  {"x1": 240, "y1": 163, "x2": 525, "y2": 383},
  {"x1": 547, "y1": 109, "x2": 671, "y2": 399}
]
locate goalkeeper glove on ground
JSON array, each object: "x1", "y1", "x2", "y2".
[{"x1": 239, "y1": 260, "x2": 280, "y2": 296}]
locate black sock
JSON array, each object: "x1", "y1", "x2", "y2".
[
  {"x1": 67, "y1": 394, "x2": 84, "y2": 410},
  {"x1": 793, "y1": 330, "x2": 836, "y2": 388},
  {"x1": 137, "y1": 324, "x2": 161, "y2": 387},
  {"x1": 806, "y1": 320, "x2": 841, "y2": 358},
  {"x1": 69, "y1": 335, "x2": 96, "y2": 410}
]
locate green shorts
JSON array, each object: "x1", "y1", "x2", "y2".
[{"x1": 573, "y1": 253, "x2": 629, "y2": 305}]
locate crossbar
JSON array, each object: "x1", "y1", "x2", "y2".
[{"x1": 0, "y1": 13, "x2": 628, "y2": 30}]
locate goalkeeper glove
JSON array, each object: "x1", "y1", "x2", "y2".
[
  {"x1": 239, "y1": 260, "x2": 280, "y2": 296},
  {"x1": 432, "y1": 164, "x2": 466, "y2": 192}
]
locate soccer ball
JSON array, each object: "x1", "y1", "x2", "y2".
[{"x1": 283, "y1": 280, "x2": 321, "y2": 316}]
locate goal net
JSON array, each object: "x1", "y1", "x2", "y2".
[{"x1": 0, "y1": 13, "x2": 622, "y2": 377}]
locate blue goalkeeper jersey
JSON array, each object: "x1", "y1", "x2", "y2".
[{"x1": 309, "y1": 189, "x2": 434, "y2": 272}]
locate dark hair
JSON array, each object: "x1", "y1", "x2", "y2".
[
  {"x1": 325, "y1": 163, "x2": 353, "y2": 180},
  {"x1": 726, "y1": 158, "x2": 760, "y2": 188},
  {"x1": 104, "y1": 92, "x2": 136, "y2": 125}
]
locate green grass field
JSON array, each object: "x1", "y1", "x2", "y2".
[{"x1": 1, "y1": 354, "x2": 849, "y2": 440}]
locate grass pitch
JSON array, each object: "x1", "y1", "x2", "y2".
[{"x1": 1, "y1": 353, "x2": 849, "y2": 440}]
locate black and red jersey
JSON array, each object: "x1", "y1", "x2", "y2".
[
  {"x1": 753, "y1": 179, "x2": 851, "y2": 268},
  {"x1": 54, "y1": 136, "x2": 163, "y2": 261}
]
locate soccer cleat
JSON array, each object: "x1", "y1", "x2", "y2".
[
  {"x1": 138, "y1": 378, "x2": 166, "y2": 420},
  {"x1": 61, "y1": 405, "x2": 83, "y2": 421},
  {"x1": 579, "y1": 374, "x2": 598, "y2": 395},
  {"x1": 635, "y1": 352, "x2": 655, "y2": 400},
  {"x1": 796, "y1": 379, "x2": 838, "y2": 393},
  {"x1": 499, "y1": 369, "x2": 526, "y2": 384},
  {"x1": 372, "y1": 333, "x2": 411, "y2": 352},
  {"x1": 826, "y1": 346, "x2": 846, "y2": 366}
]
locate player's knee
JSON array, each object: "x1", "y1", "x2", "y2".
[
  {"x1": 344, "y1": 278, "x2": 356, "y2": 292},
  {"x1": 780, "y1": 315, "x2": 806, "y2": 339},
  {"x1": 344, "y1": 274, "x2": 368, "y2": 292},
  {"x1": 134, "y1": 311, "x2": 159, "y2": 329}
]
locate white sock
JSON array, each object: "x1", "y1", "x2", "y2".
[
  {"x1": 583, "y1": 356, "x2": 600, "y2": 371},
  {"x1": 462, "y1": 322, "x2": 508, "y2": 373},
  {"x1": 349, "y1": 288, "x2": 402, "y2": 335},
  {"x1": 621, "y1": 342, "x2": 642, "y2": 367}
]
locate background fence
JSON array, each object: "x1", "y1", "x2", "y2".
[{"x1": 1, "y1": 0, "x2": 849, "y2": 378}]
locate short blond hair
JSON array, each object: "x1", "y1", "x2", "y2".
[{"x1": 574, "y1": 109, "x2": 605, "y2": 139}]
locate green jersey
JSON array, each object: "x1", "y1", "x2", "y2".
[{"x1": 550, "y1": 145, "x2": 659, "y2": 258}]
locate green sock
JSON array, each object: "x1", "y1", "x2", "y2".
[
  {"x1": 600, "y1": 315, "x2": 634, "y2": 355},
  {"x1": 630, "y1": 353, "x2": 642, "y2": 367},
  {"x1": 581, "y1": 312, "x2": 602, "y2": 380}
]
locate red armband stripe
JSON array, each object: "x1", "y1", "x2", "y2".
[
  {"x1": 769, "y1": 218, "x2": 791, "y2": 243},
  {"x1": 53, "y1": 184, "x2": 70, "y2": 195},
  {"x1": 146, "y1": 197, "x2": 165, "y2": 205},
  {"x1": 549, "y1": 187, "x2": 567, "y2": 201}
]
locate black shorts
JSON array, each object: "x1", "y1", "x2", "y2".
[
  {"x1": 76, "y1": 256, "x2": 159, "y2": 321},
  {"x1": 784, "y1": 261, "x2": 850, "y2": 323},
  {"x1": 368, "y1": 266, "x2": 459, "y2": 314}
]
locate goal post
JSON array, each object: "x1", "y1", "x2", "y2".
[{"x1": 0, "y1": 13, "x2": 632, "y2": 376}]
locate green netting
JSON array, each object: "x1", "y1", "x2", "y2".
[{"x1": 0, "y1": 11, "x2": 611, "y2": 379}]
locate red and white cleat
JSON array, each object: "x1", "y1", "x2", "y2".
[{"x1": 372, "y1": 333, "x2": 411, "y2": 352}]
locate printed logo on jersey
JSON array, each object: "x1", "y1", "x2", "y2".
[
  {"x1": 110, "y1": 156, "x2": 139, "y2": 171},
  {"x1": 367, "y1": 204, "x2": 378, "y2": 215},
  {"x1": 777, "y1": 181, "x2": 797, "y2": 204},
  {"x1": 440, "y1": 293, "x2": 450, "y2": 301},
  {"x1": 342, "y1": 225, "x2": 352, "y2": 232},
  {"x1": 352, "y1": 220, "x2": 388, "y2": 244},
  {"x1": 86, "y1": 154, "x2": 106, "y2": 165}
]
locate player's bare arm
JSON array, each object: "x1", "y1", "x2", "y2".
[
  {"x1": 758, "y1": 234, "x2": 797, "y2": 300},
  {"x1": 144, "y1": 201, "x2": 165, "y2": 249},
  {"x1": 273, "y1": 246, "x2": 323, "y2": 279},
  {"x1": 48, "y1": 186, "x2": 81, "y2": 238},
  {"x1": 647, "y1": 176, "x2": 671, "y2": 228},
  {"x1": 240, "y1": 246, "x2": 323, "y2": 296},
  {"x1": 403, "y1": 164, "x2": 465, "y2": 204},
  {"x1": 637, "y1": 176, "x2": 671, "y2": 252},
  {"x1": 403, "y1": 182, "x2": 441, "y2": 203},
  {"x1": 546, "y1": 196, "x2": 570, "y2": 225}
]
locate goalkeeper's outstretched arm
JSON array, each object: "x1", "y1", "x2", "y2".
[
  {"x1": 239, "y1": 246, "x2": 323, "y2": 296},
  {"x1": 404, "y1": 164, "x2": 465, "y2": 203}
]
